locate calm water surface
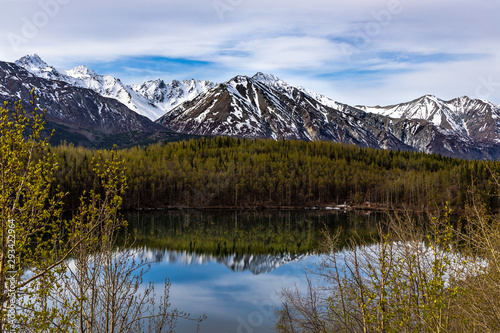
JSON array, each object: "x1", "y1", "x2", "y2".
[{"x1": 124, "y1": 209, "x2": 382, "y2": 333}]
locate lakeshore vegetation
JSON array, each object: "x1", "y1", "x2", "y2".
[{"x1": 0, "y1": 96, "x2": 204, "y2": 332}]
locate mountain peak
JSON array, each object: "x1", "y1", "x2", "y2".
[
  {"x1": 67, "y1": 65, "x2": 97, "y2": 78},
  {"x1": 252, "y1": 72, "x2": 281, "y2": 84},
  {"x1": 15, "y1": 53, "x2": 49, "y2": 70},
  {"x1": 419, "y1": 94, "x2": 439, "y2": 102},
  {"x1": 142, "y1": 78, "x2": 167, "y2": 89},
  {"x1": 155, "y1": 78, "x2": 167, "y2": 88},
  {"x1": 229, "y1": 75, "x2": 250, "y2": 84}
]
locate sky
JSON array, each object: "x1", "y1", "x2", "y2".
[{"x1": 1, "y1": 0, "x2": 499, "y2": 106}]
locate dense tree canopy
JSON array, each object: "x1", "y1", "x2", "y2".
[{"x1": 48, "y1": 137, "x2": 500, "y2": 212}]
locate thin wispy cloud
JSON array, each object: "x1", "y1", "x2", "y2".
[{"x1": 1, "y1": 0, "x2": 498, "y2": 106}]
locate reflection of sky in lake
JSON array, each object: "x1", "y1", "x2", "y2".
[
  {"x1": 141, "y1": 250, "x2": 320, "y2": 333},
  {"x1": 125, "y1": 209, "x2": 382, "y2": 332},
  {"x1": 144, "y1": 243, "x2": 481, "y2": 332}
]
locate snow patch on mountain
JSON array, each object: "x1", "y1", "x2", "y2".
[
  {"x1": 130, "y1": 78, "x2": 216, "y2": 115},
  {"x1": 358, "y1": 94, "x2": 500, "y2": 145},
  {"x1": 359, "y1": 95, "x2": 446, "y2": 125}
]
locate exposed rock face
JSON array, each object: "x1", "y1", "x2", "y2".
[
  {"x1": 358, "y1": 95, "x2": 500, "y2": 159},
  {"x1": 157, "y1": 73, "x2": 412, "y2": 151},
  {"x1": 0, "y1": 60, "x2": 175, "y2": 148}
]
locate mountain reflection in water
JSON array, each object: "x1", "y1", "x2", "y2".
[
  {"x1": 138, "y1": 248, "x2": 311, "y2": 274},
  {"x1": 124, "y1": 209, "x2": 383, "y2": 333}
]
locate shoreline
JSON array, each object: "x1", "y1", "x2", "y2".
[{"x1": 127, "y1": 202, "x2": 416, "y2": 214}]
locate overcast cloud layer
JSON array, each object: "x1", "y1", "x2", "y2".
[{"x1": 1, "y1": 0, "x2": 499, "y2": 106}]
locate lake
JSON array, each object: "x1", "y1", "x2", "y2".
[{"x1": 124, "y1": 209, "x2": 383, "y2": 333}]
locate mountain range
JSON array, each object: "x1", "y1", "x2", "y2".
[{"x1": 2, "y1": 53, "x2": 500, "y2": 159}]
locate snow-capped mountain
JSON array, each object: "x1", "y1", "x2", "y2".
[
  {"x1": 0, "y1": 59, "x2": 182, "y2": 148},
  {"x1": 15, "y1": 54, "x2": 215, "y2": 121},
  {"x1": 253, "y1": 72, "x2": 342, "y2": 110},
  {"x1": 14, "y1": 53, "x2": 51, "y2": 74},
  {"x1": 155, "y1": 73, "x2": 500, "y2": 159},
  {"x1": 156, "y1": 73, "x2": 412, "y2": 151},
  {"x1": 358, "y1": 95, "x2": 500, "y2": 145},
  {"x1": 130, "y1": 78, "x2": 216, "y2": 115}
]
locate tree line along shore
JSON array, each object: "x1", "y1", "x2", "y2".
[{"x1": 48, "y1": 136, "x2": 500, "y2": 212}]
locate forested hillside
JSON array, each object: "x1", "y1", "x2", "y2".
[{"x1": 49, "y1": 137, "x2": 500, "y2": 211}]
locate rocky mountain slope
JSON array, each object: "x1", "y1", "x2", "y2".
[
  {"x1": 129, "y1": 78, "x2": 216, "y2": 118},
  {"x1": 157, "y1": 73, "x2": 500, "y2": 159},
  {"x1": 359, "y1": 95, "x2": 500, "y2": 145},
  {"x1": 0, "y1": 59, "x2": 190, "y2": 148},
  {"x1": 156, "y1": 73, "x2": 412, "y2": 151}
]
